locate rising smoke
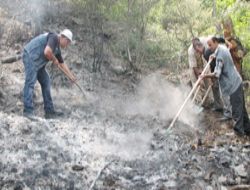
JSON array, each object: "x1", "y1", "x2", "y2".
[
  {"x1": 124, "y1": 73, "x2": 198, "y2": 127},
  {"x1": 0, "y1": 0, "x2": 61, "y2": 38},
  {"x1": 78, "y1": 73, "x2": 199, "y2": 160},
  {"x1": 0, "y1": 0, "x2": 199, "y2": 162}
]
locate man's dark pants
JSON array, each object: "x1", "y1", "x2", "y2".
[
  {"x1": 23, "y1": 51, "x2": 54, "y2": 114},
  {"x1": 230, "y1": 83, "x2": 250, "y2": 134}
]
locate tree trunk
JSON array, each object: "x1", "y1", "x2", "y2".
[
  {"x1": 222, "y1": 16, "x2": 235, "y2": 38},
  {"x1": 212, "y1": 0, "x2": 217, "y2": 17}
]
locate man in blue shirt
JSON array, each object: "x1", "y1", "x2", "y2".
[
  {"x1": 200, "y1": 36, "x2": 250, "y2": 136},
  {"x1": 22, "y1": 29, "x2": 76, "y2": 119}
]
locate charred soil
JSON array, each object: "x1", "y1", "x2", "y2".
[{"x1": 0, "y1": 1, "x2": 250, "y2": 190}]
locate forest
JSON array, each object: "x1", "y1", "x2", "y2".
[
  {"x1": 0, "y1": 0, "x2": 250, "y2": 189},
  {"x1": 70, "y1": 0, "x2": 250, "y2": 76}
]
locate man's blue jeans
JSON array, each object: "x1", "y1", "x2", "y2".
[{"x1": 23, "y1": 51, "x2": 54, "y2": 114}]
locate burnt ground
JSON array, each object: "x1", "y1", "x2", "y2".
[
  {"x1": 1, "y1": 1, "x2": 250, "y2": 190},
  {"x1": 1, "y1": 61, "x2": 250, "y2": 190}
]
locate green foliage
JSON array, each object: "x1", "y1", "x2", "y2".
[
  {"x1": 148, "y1": 0, "x2": 165, "y2": 24},
  {"x1": 217, "y1": 0, "x2": 236, "y2": 12},
  {"x1": 231, "y1": 4, "x2": 250, "y2": 48},
  {"x1": 216, "y1": 0, "x2": 250, "y2": 79},
  {"x1": 69, "y1": 0, "x2": 250, "y2": 74},
  {"x1": 103, "y1": 1, "x2": 127, "y2": 21}
]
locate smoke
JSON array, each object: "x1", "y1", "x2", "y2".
[
  {"x1": 0, "y1": 0, "x2": 47, "y2": 21},
  {"x1": 84, "y1": 130, "x2": 152, "y2": 160},
  {"x1": 77, "y1": 72, "x2": 200, "y2": 160},
  {"x1": 0, "y1": 0, "x2": 61, "y2": 37},
  {"x1": 123, "y1": 73, "x2": 198, "y2": 127}
]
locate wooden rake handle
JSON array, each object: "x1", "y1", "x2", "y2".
[
  {"x1": 167, "y1": 59, "x2": 212, "y2": 132},
  {"x1": 57, "y1": 65, "x2": 86, "y2": 97},
  {"x1": 191, "y1": 85, "x2": 201, "y2": 103}
]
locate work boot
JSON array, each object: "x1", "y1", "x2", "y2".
[
  {"x1": 244, "y1": 128, "x2": 250, "y2": 136},
  {"x1": 45, "y1": 110, "x2": 64, "y2": 119},
  {"x1": 234, "y1": 127, "x2": 245, "y2": 137},
  {"x1": 23, "y1": 111, "x2": 36, "y2": 121}
]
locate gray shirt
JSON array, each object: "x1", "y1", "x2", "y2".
[{"x1": 214, "y1": 45, "x2": 242, "y2": 96}]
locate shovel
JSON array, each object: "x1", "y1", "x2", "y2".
[
  {"x1": 191, "y1": 85, "x2": 204, "y2": 114},
  {"x1": 192, "y1": 84, "x2": 212, "y2": 114},
  {"x1": 199, "y1": 84, "x2": 212, "y2": 107}
]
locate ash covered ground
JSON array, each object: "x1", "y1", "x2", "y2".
[{"x1": 0, "y1": 1, "x2": 250, "y2": 190}]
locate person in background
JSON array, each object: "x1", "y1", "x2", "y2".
[
  {"x1": 200, "y1": 36, "x2": 250, "y2": 136},
  {"x1": 188, "y1": 37, "x2": 213, "y2": 107},
  {"x1": 22, "y1": 29, "x2": 76, "y2": 119}
]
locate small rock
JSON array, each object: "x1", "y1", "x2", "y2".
[
  {"x1": 11, "y1": 167, "x2": 18, "y2": 173},
  {"x1": 235, "y1": 176, "x2": 241, "y2": 184},
  {"x1": 206, "y1": 186, "x2": 213, "y2": 190},
  {"x1": 218, "y1": 175, "x2": 227, "y2": 183},
  {"x1": 132, "y1": 175, "x2": 144, "y2": 182},
  {"x1": 12, "y1": 69, "x2": 22, "y2": 73},
  {"x1": 157, "y1": 184, "x2": 167, "y2": 190},
  {"x1": 72, "y1": 165, "x2": 85, "y2": 171},
  {"x1": 16, "y1": 101, "x2": 23, "y2": 107},
  {"x1": 233, "y1": 164, "x2": 247, "y2": 177},
  {"x1": 219, "y1": 156, "x2": 231, "y2": 168},
  {"x1": 164, "y1": 180, "x2": 176, "y2": 187},
  {"x1": 14, "y1": 182, "x2": 24, "y2": 190},
  {"x1": 242, "y1": 148, "x2": 250, "y2": 153},
  {"x1": 103, "y1": 175, "x2": 116, "y2": 186},
  {"x1": 42, "y1": 169, "x2": 49, "y2": 177},
  {"x1": 221, "y1": 186, "x2": 227, "y2": 190}
]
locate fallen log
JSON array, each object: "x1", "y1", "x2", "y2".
[
  {"x1": 1, "y1": 54, "x2": 22, "y2": 64},
  {"x1": 229, "y1": 185, "x2": 250, "y2": 190}
]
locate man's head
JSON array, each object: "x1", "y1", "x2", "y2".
[
  {"x1": 192, "y1": 37, "x2": 204, "y2": 54},
  {"x1": 59, "y1": 29, "x2": 73, "y2": 48},
  {"x1": 207, "y1": 37, "x2": 219, "y2": 52}
]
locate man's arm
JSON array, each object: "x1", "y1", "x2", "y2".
[
  {"x1": 44, "y1": 45, "x2": 59, "y2": 65},
  {"x1": 200, "y1": 58, "x2": 223, "y2": 80},
  {"x1": 44, "y1": 45, "x2": 76, "y2": 82}
]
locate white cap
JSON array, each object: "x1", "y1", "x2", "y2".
[{"x1": 60, "y1": 29, "x2": 73, "y2": 42}]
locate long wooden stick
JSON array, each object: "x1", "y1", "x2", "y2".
[
  {"x1": 200, "y1": 84, "x2": 212, "y2": 106},
  {"x1": 167, "y1": 60, "x2": 212, "y2": 132},
  {"x1": 88, "y1": 160, "x2": 114, "y2": 190},
  {"x1": 57, "y1": 65, "x2": 86, "y2": 97},
  {"x1": 191, "y1": 85, "x2": 201, "y2": 103}
]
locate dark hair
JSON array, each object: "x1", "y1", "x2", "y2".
[
  {"x1": 217, "y1": 37, "x2": 225, "y2": 43},
  {"x1": 192, "y1": 37, "x2": 200, "y2": 43},
  {"x1": 192, "y1": 37, "x2": 203, "y2": 49},
  {"x1": 211, "y1": 36, "x2": 225, "y2": 44}
]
